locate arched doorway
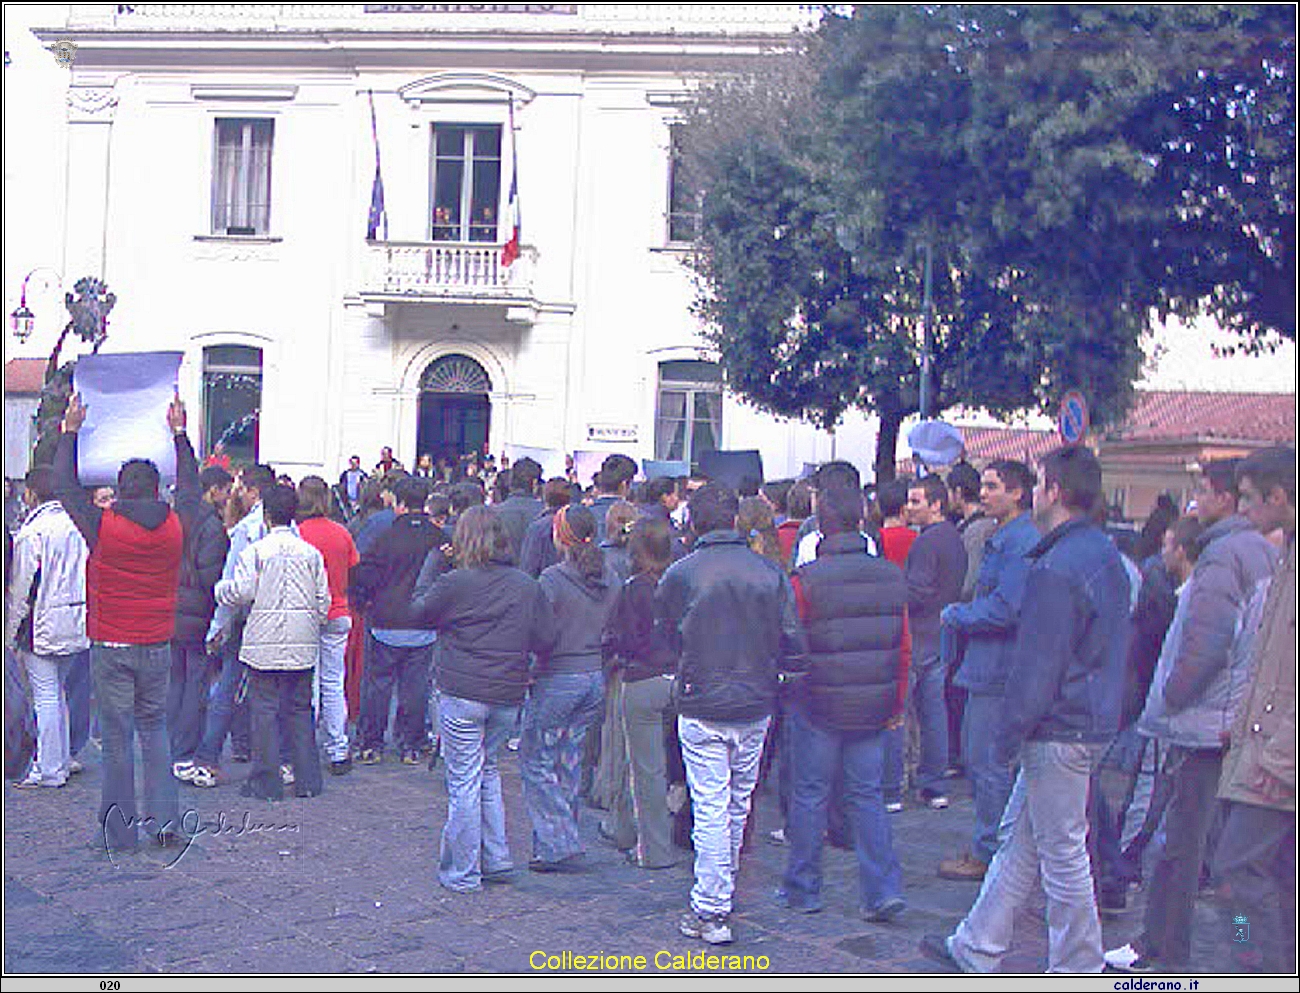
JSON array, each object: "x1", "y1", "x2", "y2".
[{"x1": 416, "y1": 353, "x2": 491, "y2": 465}]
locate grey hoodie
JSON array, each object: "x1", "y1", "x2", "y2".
[{"x1": 536, "y1": 558, "x2": 619, "y2": 675}]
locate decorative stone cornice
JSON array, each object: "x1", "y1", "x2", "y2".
[{"x1": 67, "y1": 86, "x2": 118, "y2": 121}]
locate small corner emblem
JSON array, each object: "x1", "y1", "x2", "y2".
[{"x1": 50, "y1": 40, "x2": 77, "y2": 69}]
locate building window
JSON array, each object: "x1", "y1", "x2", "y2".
[
  {"x1": 431, "y1": 124, "x2": 502, "y2": 242},
  {"x1": 1109, "y1": 487, "x2": 1127, "y2": 519},
  {"x1": 203, "y1": 345, "x2": 262, "y2": 464},
  {"x1": 211, "y1": 119, "x2": 274, "y2": 236},
  {"x1": 655, "y1": 360, "x2": 722, "y2": 471},
  {"x1": 667, "y1": 124, "x2": 702, "y2": 244}
]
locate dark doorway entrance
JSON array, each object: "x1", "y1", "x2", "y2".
[
  {"x1": 415, "y1": 354, "x2": 492, "y2": 465},
  {"x1": 417, "y1": 393, "x2": 490, "y2": 465}
]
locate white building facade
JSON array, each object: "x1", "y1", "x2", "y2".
[{"x1": 24, "y1": 3, "x2": 879, "y2": 482}]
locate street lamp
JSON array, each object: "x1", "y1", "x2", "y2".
[
  {"x1": 9, "y1": 267, "x2": 63, "y2": 343},
  {"x1": 10, "y1": 303, "x2": 36, "y2": 342}
]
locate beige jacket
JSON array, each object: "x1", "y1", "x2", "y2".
[
  {"x1": 1218, "y1": 540, "x2": 1296, "y2": 812},
  {"x1": 215, "y1": 527, "x2": 329, "y2": 671}
]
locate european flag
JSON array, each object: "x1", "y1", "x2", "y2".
[{"x1": 367, "y1": 164, "x2": 386, "y2": 242}]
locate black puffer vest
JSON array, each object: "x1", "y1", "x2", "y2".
[{"x1": 795, "y1": 532, "x2": 907, "y2": 732}]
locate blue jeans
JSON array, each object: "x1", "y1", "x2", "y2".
[
  {"x1": 92, "y1": 643, "x2": 179, "y2": 853},
  {"x1": 438, "y1": 693, "x2": 518, "y2": 892},
  {"x1": 315, "y1": 616, "x2": 352, "y2": 762},
  {"x1": 65, "y1": 649, "x2": 91, "y2": 758},
  {"x1": 963, "y1": 693, "x2": 1015, "y2": 865},
  {"x1": 950, "y1": 740, "x2": 1104, "y2": 973},
  {"x1": 520, "y1": 670, "x2": 605, "y2": 863},
  {"x1": 679, "y1": 713, "x2": 771, "y2": 918},
  {"x1": 358, "y1": 635, "x2": 433, "y2": 755},
  {"x1": 783, "y1": 708, "x2": 902, "y2": 913},
  {"x1": 195, "y1": 637, "x2": 249, "y2": 766},
  {"x1": 884, "y1": 653, "x2": 948, "y2": 796},
  {"x1": 167, "y1": 642, "x2": 211, "y2": 765}
]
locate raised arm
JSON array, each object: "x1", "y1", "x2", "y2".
[
  {"x1": 51, "y1": 393, "x2": 101, "y2": 551},
  {"x1": 170, "y1": 393, "x2": 201, "y2": 517}
]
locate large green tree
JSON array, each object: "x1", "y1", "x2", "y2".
[{"x1": 681, "y1": 4, "x2": 1295, "y2": 480}]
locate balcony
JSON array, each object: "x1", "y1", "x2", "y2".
[{"x1": 359, "y1": 240, "x2": 538, "y2": 320}]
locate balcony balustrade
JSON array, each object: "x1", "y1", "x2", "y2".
[{"x1": 362, "y1": 240, "x2": 533, "y2": 303}]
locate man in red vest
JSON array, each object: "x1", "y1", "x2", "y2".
[{"x1": 54, "y1": 391, "x2": 192, "y2": 855}]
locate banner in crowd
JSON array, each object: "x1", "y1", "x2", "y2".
[
  {"x1": 570, "y1": 450, "x2": 606, "y2": 489},
  {"x1": 699, "y1": 449, "x2": 764, "y2": 493},
  {"x1": 502, "y1": 444, "x2": 566, "y2": 480},
  {"x1": 642, "y1": 459, "x2": 689, "y2": 481},
  {"x1": 72, "y1": 351, "x2": 184, "y2": 486}
]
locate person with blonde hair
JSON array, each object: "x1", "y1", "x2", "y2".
[
  {"x1": 409, "y1": 505, "x2": 553, "y2": 892},
  {"x1": 738, "y1": 496, "x2": 783, "y2": 566}
]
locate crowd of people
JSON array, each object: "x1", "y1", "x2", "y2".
[{"x1": 4, "y1": 391, "x2": 1294, "y2": 973}]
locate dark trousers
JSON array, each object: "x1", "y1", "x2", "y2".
[
  {"x1": 167, "y1": 642, "x2": 212, "y2": 764},
  {"x1": 1214, "y1": 801, "x2": 1296, "y2": 974},
  {"x1": 357, "y1": 635, "x2": 432, "y2": 754},
  {"x1": 1137, "y1": 745, "x2": 1223, "y2": 967},
  {"x1": 246, "y1": 666, "x2": 321, "y2": 799}
]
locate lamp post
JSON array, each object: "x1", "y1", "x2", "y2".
[
  {"x1": 919, "y1": 231, "x2": 935, "y2": 421},
  {"x1": 9, "y1": 267, "x2": 63, "y2": 344}
]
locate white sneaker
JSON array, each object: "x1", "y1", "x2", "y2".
[
  {"x1": 280, "y1": 764, "x2": 295, "y2": 786},
  {"x1": 680, "y1": 911, "x2": 733, "y2": 945},
  {"x1": 14, "y1": 773, "x2": 65, "y2": 789},
  {"x1": 767, "y1": 828, "x2": 787, "y2": 845},
  {"x1": 173, "y1": 760, "x2": 198, "y2": 782},
  {"x1": 1103, "y1": 943, "x2": 1151, "y2": 972},
  {"x1": 885, "y1": 801, "x2": 904, "y2": 814}
]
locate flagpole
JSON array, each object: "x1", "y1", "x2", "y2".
[{"x1": 367, "y1": 89, "x2": 388, "y2": 242}]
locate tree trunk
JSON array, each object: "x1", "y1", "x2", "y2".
[{"x1": 873, "y1": 407, "x2": 904, "y2": 483}]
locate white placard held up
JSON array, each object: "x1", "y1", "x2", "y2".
[
  {"x1": 72, "y1": 351, "x2": 184, "y2": 487},
  {"x1": 502, "y1": 444, "x2": 567, "y2": 480}
]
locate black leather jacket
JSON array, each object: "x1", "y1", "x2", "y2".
[{"x1": 655, "y1": 530, "x2": 806, "y2": 723}]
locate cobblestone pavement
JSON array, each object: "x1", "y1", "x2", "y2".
[{"x1": 1, "y1": 739, "x2": 1254, "y2": 976}]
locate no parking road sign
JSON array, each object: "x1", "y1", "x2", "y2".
[{"x1": 1057, "y1": 390, "x2": 1090, "y2": 447}]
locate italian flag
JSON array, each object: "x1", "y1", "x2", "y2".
[{"x1": 502, "y1": 98, "x2": 521, "y2": 267}]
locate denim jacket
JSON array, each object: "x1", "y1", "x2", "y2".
[
  {"x1": 995, "y1": 517, "x2": 1131, "y2": 765},
  {"x1": 946, "y1": 512, "x2": 1040, "y2": 695}
]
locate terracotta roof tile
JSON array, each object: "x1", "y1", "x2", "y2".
[
  {"x1": 1105, "y1": 390, "x2": 1296, "y2": 444},
  {"x1": 4, "y1": 358, "x2": 47, "y2": 395}
]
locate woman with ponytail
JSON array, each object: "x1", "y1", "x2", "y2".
[{"x1": 521, "y1": 504, "x2": 619, "y2": 871}]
